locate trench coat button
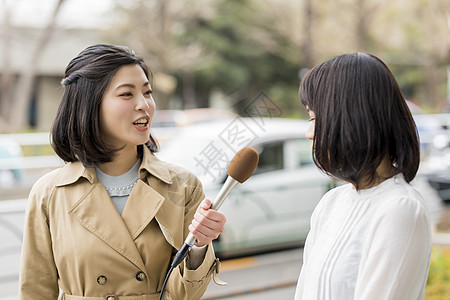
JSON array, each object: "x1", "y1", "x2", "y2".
[
  {"x1": 135, "y1": 271, "x2": 146, "y2": 281},
  {"x1": 97, "y1": 275, "x2": 107, "y2": 285}
]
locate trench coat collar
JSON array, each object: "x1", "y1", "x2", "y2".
[
  {"x1": 55, "y1": 147, "x2": 173, "y2": 187},
  {"x1": 55, "y1": 160, "x2": 96, "y2": 187},
  {"x1": 139, "y1": 147, "x2": 173, "y2": 184},
  {"x1": 67, "y1": 175, "x2": 182, "y2": 271},
  {"x1": 62, "y1": 147, "x2": 181, "y2": 272}
]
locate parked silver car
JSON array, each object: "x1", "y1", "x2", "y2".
[
  {"x1": 155, "y1": 116, "x2": 443, "y2": 257},
  {"x1": 154, "y1": 117, "x2": 333, "y2": 257}
]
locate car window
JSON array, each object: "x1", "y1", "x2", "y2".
[
  {"x1": 284, "y1": 138, "x2": 314, "y2": 168},
  {"x1": 254, "y1": 142, "x2": 283, "y2": 175}
]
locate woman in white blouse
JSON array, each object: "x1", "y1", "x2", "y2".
[{"x1": 294, "y1": 53, "x2": 432, "y2": 300}]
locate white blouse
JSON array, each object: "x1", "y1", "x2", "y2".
[{"x1": 294, "y1": 174, "x2": 432, "y2": 300}]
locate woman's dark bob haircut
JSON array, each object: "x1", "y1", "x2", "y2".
[
  {"x1": 51, "y1": 44, "x2": 158, "y2": 167},
  {"x1": 299, "y1": 52, "x2": 420, "y2": 189}
]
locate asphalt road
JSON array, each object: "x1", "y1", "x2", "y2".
[{"x1": 203, "y1": 248, "x2": 302, "y2": 300}]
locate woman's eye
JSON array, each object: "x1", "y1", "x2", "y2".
[
  {"x1": 144, "y1": 90, "x2": 153, "y2": 96},
  {"x1": 119, "y1": 92, "x2": 132, "y2": 97},
  {"x1": 308, "y1": 117, "x2": 315, "y2": 122}
]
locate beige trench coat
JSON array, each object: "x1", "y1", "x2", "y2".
[{"x1": 19, "y1": 147, "x2": 218, "y2": 300}]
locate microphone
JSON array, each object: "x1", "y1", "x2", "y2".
[
  {"x1": 172, "y1": 147, "x2": 259, "y2": 267},
  {"x1": 159, "y1": 147, "x2": 258, "y2": 299}
]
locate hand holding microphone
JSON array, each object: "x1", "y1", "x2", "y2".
[
  {"x1": 185, "y1": 146, "x2": 259, "y2": 247},
  {"x1": 188, "y1": 198, "x2": 226, "y2": 247},
  {"x1": 159, "y1": 147, "x2": 259, "y2": 299}
]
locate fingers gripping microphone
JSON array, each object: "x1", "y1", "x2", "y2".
[
  {"x1": 159, "y1": 147, "x2": 259, "y2": 299},
  {"x1": 174, "y1": 146, "x2": 258, "y2": 262},
  {"x1": 184, "y1": 146, "x2": 259, "y2": 247}
]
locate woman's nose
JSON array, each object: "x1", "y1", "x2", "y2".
[
  {"x1": 136, "y1": 95, "x2": 150, "y2": 111},
  {"x1": 306, "y1": 122, "x2": 315, "y2": 140}
]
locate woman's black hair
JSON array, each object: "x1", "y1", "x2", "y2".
[
  {"x1": 51, "y1": 44, "x2": 159, "y2": 167},
  {"x1": 299, "y1": 52, "x2": 420, "y2": 189}
]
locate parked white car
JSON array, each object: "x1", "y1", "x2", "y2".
[
  {"x1": 154, "y1": 117, "x2": 333, "y2": 257},
  {"x1": 154, "y1": 116, "x2": 443, "y2": 257}
]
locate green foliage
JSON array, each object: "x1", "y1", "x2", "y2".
[
  {"x1": 390, "y1": 65, "x2": 425, "y2": 100},
  {"x1": 21, "y1": 145, "x2": 55, "y2": 157},
  {"x1": 108, "y1": 0, "x2": 448, "y2": 113},
  {"x1": 426, "y1": 246, "x2": 450, "y2": 300},
  {"x1": 267, "y1": 84, "x2": 305, "y2": 118},
  {"x1": 176, "y1": 0, "x2": 302, "y2": 115}
]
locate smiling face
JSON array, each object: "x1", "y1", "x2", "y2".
[{"x1": 99, "y1": 64, "x2": 156, "y2": 151}]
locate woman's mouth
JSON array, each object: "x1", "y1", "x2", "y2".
[
  {"x1": 133, "y1": 118, "x2": 148, "y2": 127},
  {"x1": 133, "y1": 118, "x2": 150, "y2": 131}
]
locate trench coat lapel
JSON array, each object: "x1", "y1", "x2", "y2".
[
  {"x1": 136, "y1": 149, "x2": 185, "y2": 250},
  {"x1": 154, "y1": 193, "x2": 185, "y2": 250},
  {"x1": 68, "y1": 183, "x2": 147, "y2": 272},
  {"x1": 120, "y1": 180, "x2": 165, "y2": 240},
  {"x1": 121, "y1": 179, "x2": 184, "y2": 251}
]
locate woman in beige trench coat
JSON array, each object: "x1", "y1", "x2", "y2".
[{"x1": 19, "y1": 44, "x2": 226, "y2": 300}]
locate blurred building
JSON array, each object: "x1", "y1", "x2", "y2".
[
  {"x1": 0, "y1": 26, "x2": 104, "y2": 131},
  {"x1": 0, "y1": 0, "x2": 114, "y2": 132}
]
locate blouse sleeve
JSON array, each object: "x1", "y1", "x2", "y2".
[
  {"x1": 354, "y1": 193, "x2": 432, "y2": 300},
  {"x1": 19, "y1": 182, "x2": 59, "y2": 299}
]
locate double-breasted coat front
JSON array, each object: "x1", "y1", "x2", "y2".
[{"x1": 19, "y1": 147, "x2": 218, "y2": 300}]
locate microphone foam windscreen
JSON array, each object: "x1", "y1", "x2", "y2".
[{"x1": 227, "y1": 147, "x2": 259, "y2": 183}]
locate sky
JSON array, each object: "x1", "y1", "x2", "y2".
[{"x1": 2, "y1": 0, "x2": 115, "y2": 28}]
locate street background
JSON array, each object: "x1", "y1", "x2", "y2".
[{"x1": 0, "y1": 0, "x2": 449, "y2": 299}]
